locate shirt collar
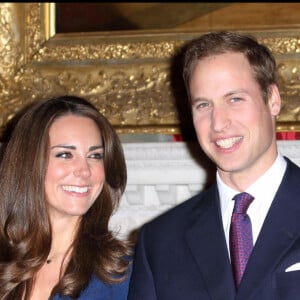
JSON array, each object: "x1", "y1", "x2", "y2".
[{"x1": 217, "y1": 153, "x2": 287, "y2": 217}]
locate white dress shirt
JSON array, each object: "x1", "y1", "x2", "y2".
[{"x1": 217, "y1": 153, "x2": 287, "y2": 256}]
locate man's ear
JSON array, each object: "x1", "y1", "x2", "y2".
[{"x1": 268, "y1": 84, "x2": 281, "y2": 116}]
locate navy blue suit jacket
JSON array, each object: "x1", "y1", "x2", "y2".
[{"x1": 128, "y1": 157, "x2": 300, "y2": 300}]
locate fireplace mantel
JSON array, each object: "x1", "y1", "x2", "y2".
[{"x1": 109, "y1": 140, "x2": 300, "y2": 239}]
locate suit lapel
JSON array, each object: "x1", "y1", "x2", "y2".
[
  {"x1": 237, "y1": 159, "x2": 300, "y2": 299},
  {"x1": 185, "y1": 186, "x2": 236, "y2": 300}
]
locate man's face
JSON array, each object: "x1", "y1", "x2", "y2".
[{"x1": 189, "y1": 52, "x2": 281, "y2": 188}]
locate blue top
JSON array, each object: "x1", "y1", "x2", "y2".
[{"x1": 52, "y1": 271, "x2": 131, "y2": 300}]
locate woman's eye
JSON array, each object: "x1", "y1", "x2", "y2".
[
  {"x1": 89, "y1": 152, "x2": 103, "y2": 160},
  {"x1": 55, "y1": 152, "x2": 72, "y2": 159}
]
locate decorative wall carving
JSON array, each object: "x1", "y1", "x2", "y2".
[
  {"x1": 109, "y1": 141, "x2": 300, "y2": 239},
  {"x1": 0, "y1": 3, "x2": 300, "y2": 134}
]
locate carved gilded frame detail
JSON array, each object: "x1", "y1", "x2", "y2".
[{"x1": 0, "y1": 3, "x2": 300, "y2": 134}]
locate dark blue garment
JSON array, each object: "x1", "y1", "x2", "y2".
[
  {"x1": 128, "y1": 158, "x2": 300, "y2": 300},
  {"x1": 53, "y1": 272, "x2": 131, "y2": 300}
]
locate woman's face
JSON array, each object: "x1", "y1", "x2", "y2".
[{"x1": 45, "y1": 115, "x2": 105, "y2": 222}]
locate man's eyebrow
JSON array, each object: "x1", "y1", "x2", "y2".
[
  {"x1": 190, "y1": 96, "x2": 210, "y2": 104},
  {"x1": 224, "y1": 89, "x2": 247, "y2": 97},
  {"x1": 191, "y1": 89, "x2": 248, "y2": 103}
]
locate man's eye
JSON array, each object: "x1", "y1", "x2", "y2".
[
  {"x1": 195, "y1": 102, "x2": 210, "y2": 110},
  {"x1": 231, "y1": 97, "x2": 243, "y2": 103},
  {"x1": 55, "y1": 152, "x2": 72, "y2": 158}
]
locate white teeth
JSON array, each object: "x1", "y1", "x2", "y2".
[
  {"x1": 216, "y1": 137, "x2": 242, "y2": 149},
  {"x1": 62, "y1": 185, "x2": 88, "y2": 193}
]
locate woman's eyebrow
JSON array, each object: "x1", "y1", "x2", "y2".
[
  {"x1": 89, "y1": 145, "x2": 103, "y2": 151},
  {"x1": 50, "y1": 144, "x2": 75, "y2": 150},
  {"x1": 50, "y1": 144, "x2": 103, "y2": 151}
]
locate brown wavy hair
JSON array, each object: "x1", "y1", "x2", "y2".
[
  {"x1": 183, "y1": 31, "x2": 278, "y2": 103},
  {"x1": 0, "y1": 96, "x2": 131, "y2": 299}
]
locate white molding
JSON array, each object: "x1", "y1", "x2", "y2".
[{"x1": 109, "y1": 140, "x2": 300, "y2": 238}]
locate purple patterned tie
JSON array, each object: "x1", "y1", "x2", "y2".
[{"x1": 230, "y1": 192, "x2": 254, "y2": 287}]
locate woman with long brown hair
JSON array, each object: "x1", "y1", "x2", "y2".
[{"x1": 0, "y1": 95, "x2": 131, "y2": 299}]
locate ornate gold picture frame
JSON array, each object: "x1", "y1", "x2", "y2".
[{"x1": 0, "y1": 3, "x2": 300, "y2": 135}]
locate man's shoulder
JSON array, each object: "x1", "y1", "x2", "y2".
[
  {"x1": 285, "y1": 156, "x2": 300, "y2": 170},
  {"x1": 143, "y1": 184, "x2": 217, "y2": 232},
  {"x1": 281, "y1": 156, "x2": 300, "y2": 189},
  {"x1": 284, "y1": 156, "x2": 300, "y2": 179}
]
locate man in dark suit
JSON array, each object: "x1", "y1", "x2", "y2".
[{"x1": 128, "y1": 31, "x2": 300, "y2": 300}]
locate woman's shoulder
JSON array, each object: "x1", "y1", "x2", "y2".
[
  {"x1": 81, "y1": 274, "x2": 131, "y2": 299},
  {"x1": 53, "y1": 269, "x2": 132, "y2": 300}
]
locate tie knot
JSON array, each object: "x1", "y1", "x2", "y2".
[{"x1": 232, "y1": 192, "x2": 254, "y2": 214}]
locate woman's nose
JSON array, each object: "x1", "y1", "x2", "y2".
[{"x1": 73, "y1": 159, "x2": 91, "y2": 178}]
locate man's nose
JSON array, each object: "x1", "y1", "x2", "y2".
[{"x1": 211, "y1": 106, "x2": 231, "y2": 132}]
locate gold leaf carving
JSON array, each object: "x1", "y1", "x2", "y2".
[{"x1": 0, "y1": 3, "x2": 299, "y2": 134}]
